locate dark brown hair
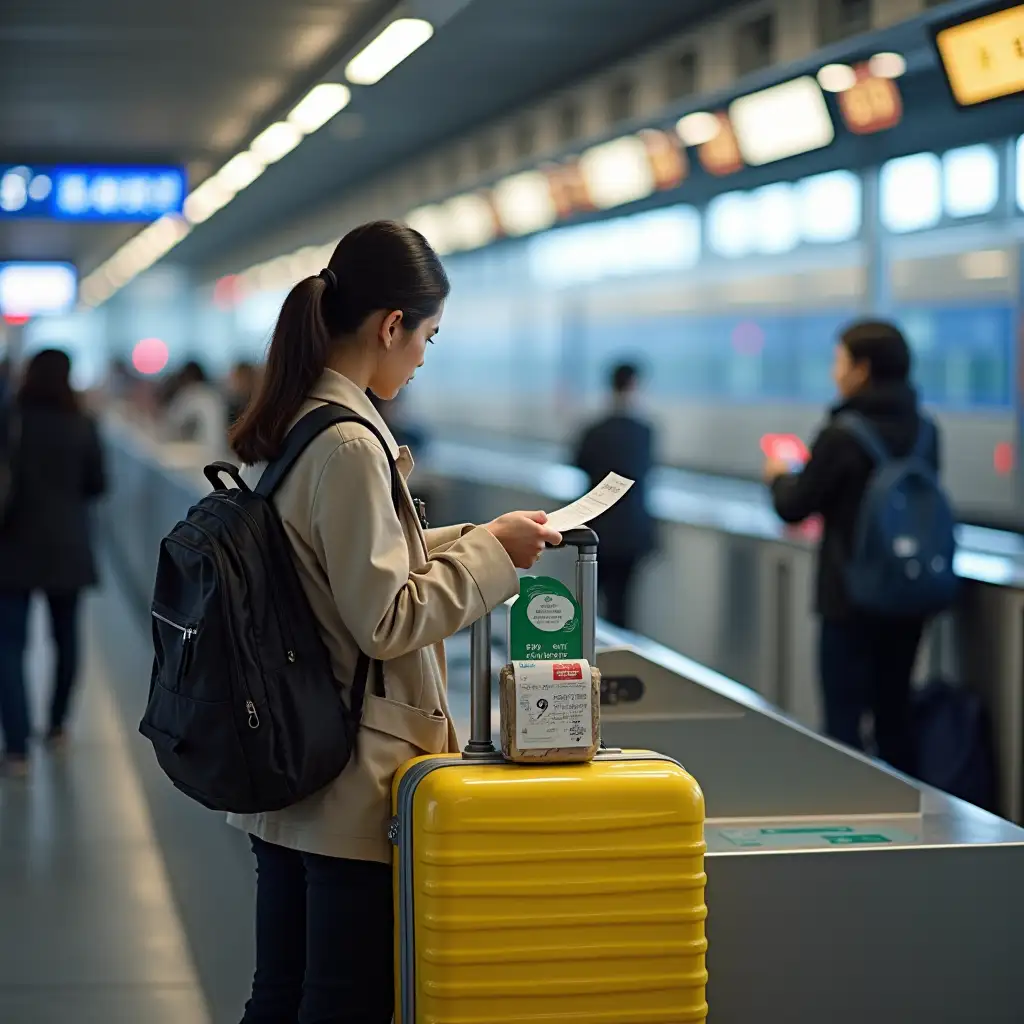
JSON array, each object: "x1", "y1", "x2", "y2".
[
  {"x1": 18, "y1": 349, "x2": 78, "y2": 412},
  {"x1": 230, "y1": 220, "x2": 449, "y2": 464},
  {"x1": 840, "y1": 320, "x2": 912, "y2": 383}
]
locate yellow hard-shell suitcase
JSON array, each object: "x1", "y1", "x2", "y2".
[{"x1": 391, "y1": 530, "x2": 707, "y2": 1023}]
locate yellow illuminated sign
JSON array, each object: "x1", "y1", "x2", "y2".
[{"x1": 936, "y1": 4, "x2": 1024, "y2": 106}]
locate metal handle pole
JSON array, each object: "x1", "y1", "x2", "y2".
[
  {"x1": 577, "y1": 551, "x2": 598, "y2": 667},
  {"x1": 464, "y1": 614, "x2": 495, "y2": 757}
]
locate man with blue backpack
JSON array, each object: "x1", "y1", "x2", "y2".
[{"x1": 765, "y1": 320, "x2": 957, "y2": 777}]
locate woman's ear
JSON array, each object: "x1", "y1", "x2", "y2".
[{"x1": 379, "y1": 309, "x2": 404, "y2": 351}]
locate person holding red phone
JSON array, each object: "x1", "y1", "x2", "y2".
[{"x1": 763, "y1": 321, "x2": 940, "y2": 776}]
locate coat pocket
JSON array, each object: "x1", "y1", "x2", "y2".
[{"x1": 361, "y1": 694, "x2": 448, "y2": 755}]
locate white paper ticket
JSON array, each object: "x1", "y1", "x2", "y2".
[
  {"x1": 514, "y1": 660, "x2": 593, "y2": 750},
  {"x1": 545, "y1": 472, "x2": 634, "y2": 534}
]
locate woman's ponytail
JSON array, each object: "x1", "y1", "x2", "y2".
[{"x1": 229, "y1": 275, "x2": 332, "y2": 464}]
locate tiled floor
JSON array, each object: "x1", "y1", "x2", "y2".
[{"x1": 0, "y1": 597, "x2": 210, "y2": 1024}]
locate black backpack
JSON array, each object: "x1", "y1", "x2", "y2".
[
  {"x1": 139, "y1": 403, "x2": 398, "y2": 814},
  {"x1": 836, "y1": 412, "x2": 958, "y2": 618}
]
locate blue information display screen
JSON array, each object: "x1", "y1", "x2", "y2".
[{"x1": 0, "y1": 164, "x2": 186, "y2": 221}]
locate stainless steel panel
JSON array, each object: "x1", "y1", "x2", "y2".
[{"x1": 597, "y1": 646, "x2": 919, "y2": 817}]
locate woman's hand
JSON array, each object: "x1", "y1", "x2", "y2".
[{"x1": 486, "y1": 511, "x2": 562, "y2": 569}]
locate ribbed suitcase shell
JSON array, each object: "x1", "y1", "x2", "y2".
[{"x1": 392, "y1": 751, "x2": 708, "y2": 1024}]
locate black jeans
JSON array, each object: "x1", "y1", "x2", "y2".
[
  {"x1": 242, "y1": 836, "x2": 394, "y2": 1024},
  {"x1": 0, "y1": 590, "x2": 80, "y2": 756},
  {"x1": 599, "y1": 556, "x2": 640, "y2": 630},
  {"x1": 819, "y1": 614, "x2": 924, "y2": 776}
]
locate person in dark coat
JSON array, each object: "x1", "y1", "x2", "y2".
[
  {"x1": 573, "y1": 362, "x2": 657, "y2": 629},
  {"x1": 0, "y1": 349, "x2": 106, "y2": 776},
  {"x1": 765, "y1": 321, "x2": 935, "y2": 775}
]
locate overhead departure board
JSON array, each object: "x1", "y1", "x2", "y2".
[
  {"x1": 0, "y1": 164, "x2": 185, "y2": 220},
  {"x1": 934, "y1": 3, "x2": 1024, "y2": 106}
]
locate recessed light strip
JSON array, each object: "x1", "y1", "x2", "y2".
[{"x1": 79, "y1": 15, "x2": 436, "y2": 310}]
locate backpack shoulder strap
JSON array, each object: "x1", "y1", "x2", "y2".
[
  {"x1": 913, "y1": 414, "x2": 938, "y2": 463},
  {"x1": 834, "y1": 411, "x2": 889, "y2": 465},
  {"x1": 255, "y1": 402, "x2": 395, "y2": 718},
  {"x1": 254, "y1": 403, "x2": 400, "y2": 512}
]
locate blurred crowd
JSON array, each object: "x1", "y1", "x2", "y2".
[{"x1": 103, "y1": 356, "x2": 428, "y2": 464}]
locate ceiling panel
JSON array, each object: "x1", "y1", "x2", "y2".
[
  {"x1": 173, "y1": 0, "x2": 746, "y2": 268},
  {"x1": 0, "y1": 0, "x2": 746, "y2": 275},
  {"x1": 0, "y1": 0, "x2": 389, "y2": 268}
]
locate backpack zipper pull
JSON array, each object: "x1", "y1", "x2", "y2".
[{"x1": 246, "y1": 701, "x2": 260, "y2": 729}]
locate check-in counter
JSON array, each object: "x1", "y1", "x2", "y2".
[
  {"x1": 412, "y1": 438, "x2": 1024, "y2": 824},
  {"x1": 102, "y1": 418, "x2": 1024, "y2": 821},
  {"x1": 102, "y1": 420, "x2": 1024, "y2": 1023},
  {"x1": 593, "y1": 630, "x2": 1024, "y2": 1024}
]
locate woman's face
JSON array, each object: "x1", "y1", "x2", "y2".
[
  {"x1": 832, "y1": 342, "x2": 869, "y2": 400},
  {"x1": 369, "y1": 303, "x2": 444, "y2": 401}
]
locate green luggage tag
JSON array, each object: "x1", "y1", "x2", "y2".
[{"x1": 507, "y1": 576, "x2": 582, "y2": 661}]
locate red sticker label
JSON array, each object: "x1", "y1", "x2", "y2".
[{"x1": 552, "y1": 663, "x2": 584, "y2": 681}]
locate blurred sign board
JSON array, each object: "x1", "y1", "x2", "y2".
[
  {"x1": 0, "y1": 262, "x2": 77, "y2": 317},
  {"x1": 729, "y1": 77, "x2": 835, "y2": 167},
  {"x1": 838, "y1": 68, "x2": 903, "y2": 135},
  {"x1": 0, "y1": 164, "x2": 186, "y2": 220},
  {"x1": 934, "y1": 3, "x2": 1024, "y2": 106},
  {"x1": 698, "y1": 114, "x2": 745, "y2": 176}
]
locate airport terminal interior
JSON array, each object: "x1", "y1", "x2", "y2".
[{"x1": 3, "y1": 0, "x2": 1024, "y2": 1020}]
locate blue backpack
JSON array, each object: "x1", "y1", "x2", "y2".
[{"x1": 837, "y1": 412, "x2": 958, "y2": 617}]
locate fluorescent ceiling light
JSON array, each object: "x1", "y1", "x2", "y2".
[
  {"x1": 345, "y1": 18, "x2": 434, "y2": 85},
  {"x1": 492, "y1": 171, "x2": 557, "y2": 236},
  {"x1": 288, "y1": 83, "x2": 352, "y2": 134},
  {"x1": 250, "y1": 121, "x2": 302, "y2": 163},
  {"x1": 183, "y1": 177, "x2": 232, "y2": 225},
  {"x1": 216, "y1": 152, "x2": 265, "y2": 192},
  {"x1": 796, "y1": 170, "x2": 862, "y2": 243},
  {"x1": 869, "y1": 52, "x2": 906, "y2": 79},
  {"x1": 729, "y1": 76, "x2": 835, "y2": 167},
  {"x1": 407, "y1": 204, "x2": 454, "y2": 254},
  {"x1": 442, "y1": 193, "x2": 496, "y2": 251},
  {"x1": 676, "y1": 112, "x2": 720, "y2": 147},
  {"x1": 578, "y1": 135, "x2": 655, "y2": 210},
  {"x1": 817, "y1": 63, "x2": 857, "y2": 93},
  {"x1": 0, "y1": 262, "x2": 77, "y2": 317},
  {"x1": 879, "y1": 152, "x2": 941, "y2": 234}
]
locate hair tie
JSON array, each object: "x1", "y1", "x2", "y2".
[{"x1": 318, "y1": 267, "x2": 337, "y2": 290}]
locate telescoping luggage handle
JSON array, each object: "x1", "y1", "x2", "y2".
[{"x1": 464, "y1": 527, "x2": 599, "y2": 758}]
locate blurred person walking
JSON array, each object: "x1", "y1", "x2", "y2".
[
  {"x1": 573, "y1": 361, "x2": 657, "y2": 629},
  {"x1": 0, "y1": 350, "x2": 106, "y2": 777},
  {"x1": 765, "y1": 321, "x2": 948, "y2": 776},
  {"x1": 162, "y1": 359, "x2": 227, "y2": 456}
]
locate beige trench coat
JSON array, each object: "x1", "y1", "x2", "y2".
[{"x1": 227, "y1": 369, "x2": 519, "y2": 862}]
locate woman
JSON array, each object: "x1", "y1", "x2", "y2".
[
  {"x1": 0, "y1": 349, "x2": 106, "y2": 777},
  {"x1": 228, "y1": 221, "x2": 560, "y2": 1023},
  {"x1": 764, "y1": 320, "x2": 935, "y2": 775}
]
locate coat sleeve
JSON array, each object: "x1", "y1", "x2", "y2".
[
  {"x1": 82, "y1": 419, "x2": 107, "y2": 499},
  {"x1": 424, "y1": 524, "x2": 475, "y2": 551},
  {"x1": 310, "y1": 437, "x2": 519, "y2": 661},
  {"x1": 770, "y1": 426, "x2": 849, "y2": 524}
]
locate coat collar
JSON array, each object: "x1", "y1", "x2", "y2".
[{"x1": 309, "y1": 369, "x2": 402, "y2": 461}]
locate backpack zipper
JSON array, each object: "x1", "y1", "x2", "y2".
[
  {"x1": 207, "y1": 496, "x2": 298, "y2": 665},
  {"x1": 151, "y1": 610, "x2": 197, "y2": 643}
]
